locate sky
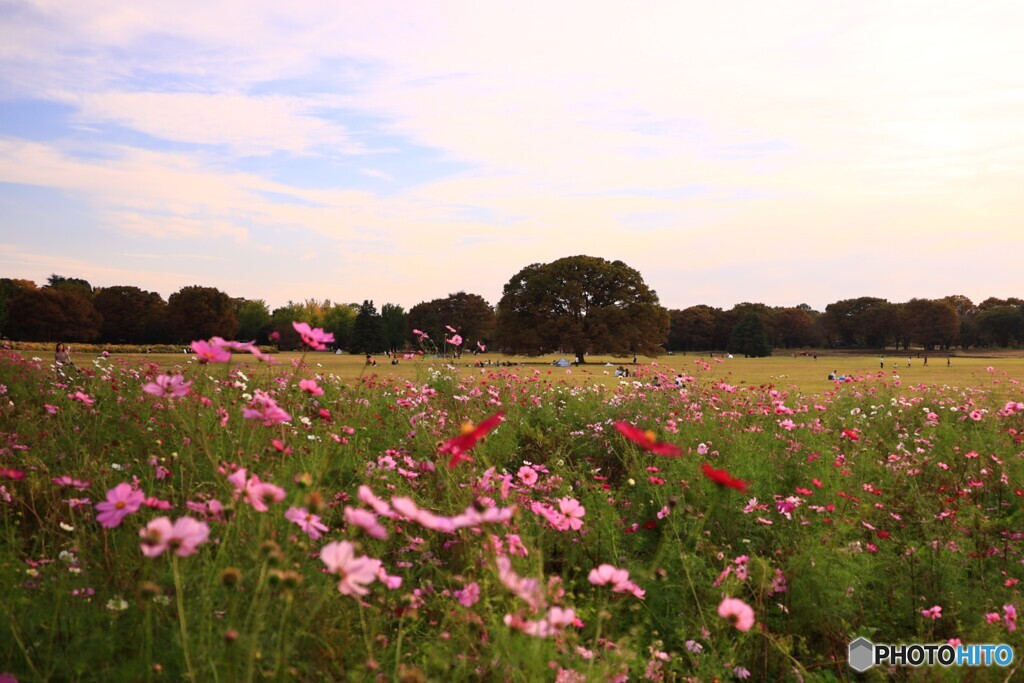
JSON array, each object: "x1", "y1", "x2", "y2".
[{"x1": 1, "y1": 1, "x2": 1022, "y2": 313}]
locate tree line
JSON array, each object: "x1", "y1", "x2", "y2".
[{"x1": 2, "y1": 259, "x2": 1023, "y2": 357}]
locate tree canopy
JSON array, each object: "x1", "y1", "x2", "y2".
[
  {"x1": 166, "y1": 286, "x2": 238, "y2": 343},
  {"x1": 407, "y1": 292, "x2": 495, "y2": 350},
  {"x1": 495, "y1": 255, "x2": 669, "y2": 363}
]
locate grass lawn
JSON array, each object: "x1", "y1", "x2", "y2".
[{"x1": 68, "y1": 348, "x2": 1024, "y2": 395}]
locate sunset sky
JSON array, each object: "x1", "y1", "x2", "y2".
[{"x1": 1, "y1": 1, "x2": 1022, "y2": 312}]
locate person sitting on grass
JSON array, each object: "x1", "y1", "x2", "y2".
[{"x1": 54, "y1": 343, "x2": 76, "y2": 378}]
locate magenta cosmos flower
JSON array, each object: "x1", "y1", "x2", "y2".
[
  {"x1": 285, "y1": 506, "x2": 329, "y2": 540},
  {"x1": 139, "y1": 516, "x2": 210, "y2": 557},
  {"x1": 191, "y1": 339, "x2": 231, "y2": 363},
  {"x1": 142, "y1": 374, "x2": 192, "y2": 399},
  {"x1": 292, "y1": 321, "x2": 335, "y2": 350},
  {"x1": 320, "y1": 540, "x2": 381, "y2": 597},
  {"x1": 95, "y1": 483, "x2": 145, "y2": 528},
  {"x1": 242, "y1": 390, "x2": 292, "y2": 426},
  {"x1": 718, "y1": 597, "x2": 756, "y2": 632}
]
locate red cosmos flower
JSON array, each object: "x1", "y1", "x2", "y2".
[
  {"x1": 613, "y1": 422, "x2": 681, "y2": 457},
  {"x1": 701, "y1": 463, "x2": 750, "y2": 493},
  {"x1": 1, "y1": 467, "x2": 26, "y2": 480},
  {"x1": 440, "y1": 410, "x2": 505, "y2": 468},
  {"x1": 841, "y1": 429, "x2": 860, "y2": 441}
]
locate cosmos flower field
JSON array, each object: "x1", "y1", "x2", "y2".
[{"x1": 1, "y1": 331, "x2": 1023, "y2": 681}]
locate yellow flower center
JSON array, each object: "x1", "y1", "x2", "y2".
[
  {"x1": 643, "y1": 430, "x2": 657, "y2": 442},
  {"x1": 460, "y1": 422, "x2": 476, "y2": 435}
]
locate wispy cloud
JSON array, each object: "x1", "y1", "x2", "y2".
[{"x1": 1, "y1": 1, "x2": 1022, "y2": 310}]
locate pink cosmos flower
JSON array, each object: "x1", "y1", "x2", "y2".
[
  {"x1": 242, "y1": 390, "x2": 292, "y2": 426},
  {"x1": 52, "y1": 475, "x2": 91, "y2": 490},
  {"x1": 68, "y1": 391, "x2": 95, "y2": 406},
  {"x1": 455, "y1": 581, "x2": 481, "y2": 607},
  {"x1": 446, "y1": 334, "x2": 463, "y2": 346},
  {"x1": 588, "y1": 563, "x2": 645, "y2": 599},
  {"x1": 95, "y1": 483, "x2": 145, "y2": 528},
  {"x1": 588, "y1": 564, "x2": 631, "y2": 589},
  {"x1": 1, "y1": 468, "x2": 26, "y2": 480},
  {"x1": 921, "y1": 605, "x2": 942, "y2": 620},
  {"x1": 298, "y1": 379, "x2": 324, "y2": 396},
  {"x1": 343, "y1": 506, "x2": 388, "y2": 539},
  {"x1": 718, "y1": 597, "x2": 756, "y2": 632},
  {"x1": 558, "y1": 497, "x2": 585, "y2": 531},
  {"x1": 191, "y1": 339, "x2": 231, "y2": 363},
  {"x1": 228, "y1": 468, "x2": 286, "y2": 512},
  {"x1": 217, "y1": 339, "x2": 274, "y2": 363},
  {"x1": 292, "y1": 321, "x2": 335, "y2": 351},
  {"x1": 139, "y1": 516, "x2": 210, "y2": 557},
  {"x1": 517, "y1": 466, "x2": 539, "y2": 487},
  {"x1": 1005, "y1": 604, "x2": 1018, "y2": 632},
  {"x1": 285, "y1": 506, "x2": 329, "y2": 540},
  {"x1": 142, "y1": 374, "x2": 192, "y2": 399},
  {"x1": 477, "y1": 341, "x2": 486, "y2": 352},
  {"x1": 320, "y1": 540, "x2": 381, "y2": 596}
]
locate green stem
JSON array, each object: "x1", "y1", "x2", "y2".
[
  {"x1": 172, "y1": 554, "x2": 197, "y2": 682},
  {"x1": 274, "y1": 593, "x2": 295, "y2": 681}
]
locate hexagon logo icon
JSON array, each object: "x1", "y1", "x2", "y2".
[{"x1": 848, "y1": 637, "x2": 875, "y2": 672}]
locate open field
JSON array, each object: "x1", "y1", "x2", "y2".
[
  {"x1": 3, "y1": 344, "x2": 1024, "y2": 680},
  {"x1": 64, "y1": 348, "x2": 1024, "y2": 395}
]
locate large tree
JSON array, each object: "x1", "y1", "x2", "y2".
[
  {"x1": 823, "y1": 297, "x2": 897, "y2": 348},
  {"x1": 380, "y1": 303, "x2": 408, "y2": 352},
  {"x1": 166, "y1": 285, "x2": 238, "y2": 343},
  {"x1": 351, "y1": 300, "x2": 385, "y2": 354},
  {"x1": 668, "y1": 305, "x2": 719, "y2": 352},
  {"x1": 93, "y1": 286, "x2": 167, "y2": 344},
  {"x1": 7, "y1": 287, "x2": 102, "y2": 342},
  {"x1": 0, "y1": 278, "x2": 36, "y2": 337},
  {"x1": 727, "y1": 313, "x2": 773, "y2": 357},
  {"x1": 495, "y1": 255, "x2": 669, "y2": 363},
  {"x1": 236, "y1": 299, "x2": 272, "y2": 343},
  {"x1": 407, "y1": 292, "x2": 495, "y2": 349},
  {"x1": 898, "y1": 299, "x2": 960, "y2": 350},
  {"x1": 772, "y1": 307, "x2": 821, "y2": 348},
  {"x1": 46, "y1": 274, "x2": 93, "y2": 299}
]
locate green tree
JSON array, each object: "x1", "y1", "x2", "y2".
[
  {"x1": 351, "y1": 300, "x2": 385, "y2": 354},
  {"x1": 773, "y1": 307, "x2": 821, "y2": 348},
  {"x1": 323, "y1": 304, "x2": 358, "y2": 351},
  {"x1": 0, "y1": 278, "x2": 36, "y2": 337},
  {"x1": 236, "y1": 299, "x2": 272, "y2": 343},
  {"x1": 93, "y1": 286, "x2": 167, "y2": 344},
  {"x1": 976, "y1": 306, "x2": 1022, "y2": 348},
  {"x1": 823, "y1": 297, "x2": 896, "y2": 348},
  {"x1": 726, "y1": 312, "x2": 773, "y2": 357},
  {"x1": 668, "y1": 306, "x2": 719, "y2": 352},
  {"x1": 46, "y1": 274, "x2": 93, "y2": 299},
  {"x1": 899, "y1": 299, "x2": 960, "y2": 350},
  {"x1": 496, "y1": 255, "x2": 668, "y2": 363},
  {"x1": 7, "y1": 288, "x2": 102, "y2": 342},
  {"x1": 407, "y1": 292, "x2": 495, "y2": 350},
  {"x1": 380, "y1": 303, "x2": 408, "y2": 352},
  {"x1": 166, "y1": 286, "x2": 238, "y2": 343}
]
